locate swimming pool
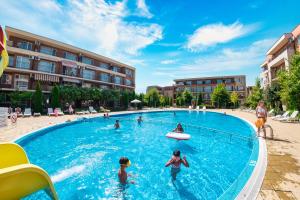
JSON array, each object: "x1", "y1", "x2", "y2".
[{"x1": 17, "y1": 110, "x2": 260, "y2": 199}]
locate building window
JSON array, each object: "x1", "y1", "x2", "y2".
[
  {"x1": 217, "y1": 79, "x2": 223, "y2": 84},
  {"x1": 17, "y1": 41, "x2": 33, "y2": 50},
  {"x1": 8, "y1": 55, "x2": 14, "y2": 66},
  {"x1": 125, "y1": 69, "x2": 133, "y2": 77},
  {"x1": 204, "y1": 80, "x2": 211, "y2": 84},
  {"x1": 196, "y1": 87, "x2": 203, "y2": 92},
  {"x1": 226, "y1": 85, "x2": 233, "y2": 91},
  {"x1": 16, "y1": 56, "x2": 31, "y2": 69},
  {"x1": 63, "y1": 66, "x2": 77, "y2": 77},
  {"x1": 82, "y1": 57, "x2": 92, "y2": 65},
  {"x1": 203, "y1": 93, "x2": 210, "y2": 99},
  {"x1": 225, "y1": 79, "x2": 232, "y2": 84},
  {"x1": 64, "y1": 52, "x2": 77, "y2": 61},
  {"x1": 112, "y1": 66, "x2": 120, "y2": 73},
  {"x1": 15, "y1": 74, "x2": 29, "y2": 90},
  {"x1": 196, "y1": 80, "x2": 203, "y2": 84},
  {"x1": 38, "y1": 61, "x2": 56, "y2": 73},
  {"x1": 40, "y1": 46, "x2": 56, "y2": 56},
  {"x1": 186, "y1": 81, "x2": 192, "y2": 85},
  {"x1": 0, "y1": 74, "x2": 12, "y2": 85},
  {"x1": 82, "y1": 69, "x2": 95, "y2": 80},
  {"x1": 99, "y1": 63, "x2": 109, "y2": 70},
  {"x1": 114, "y1": 76, "x2": 122, "y2": 85},
  {"x1": 100, "y1": 73, "x2": 110, "y2": 82},
  {"x1": 204, "y1": 86, "x2": 211, "y2": 92},
  {"x1": 237, "y1": 86, "x2": 245, "y2": 91},
  {"x1": 125, "y1": 79, "x2": 132, "y2": 86}
]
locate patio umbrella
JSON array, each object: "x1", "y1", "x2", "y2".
[
  {"x1": 130, "y1": 99, "x2": 141, "y2": 104},
  {"x1": 130, "y1": 99, "x2": 141, "y2": 109}
]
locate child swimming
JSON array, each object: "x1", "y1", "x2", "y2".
[
  {"x1": 118, "y1": 157, "x2": 134, "y2": 184},
  {"x1": 165, "y1": 150, "x2": 189, "y2": 180},
  {"x1": 173, "y1": 123, "x2": 184, "y2": 133},
  {"x1": 115, "y1": 120, "x2": 120, "y2": 129},
  {"x1": 137, "y1": 116, "x2": 143, "y2": 124}
]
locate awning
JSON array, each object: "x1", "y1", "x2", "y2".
[
  {"x1": 63, "y1": 77, "x2": 81, "y2": 83},
  {"x1": 62, "y1": 60, "x2": 77, "y2": 68},
  {"x1": 34, "y1": 73, "x2": 59, "y2": 82}
]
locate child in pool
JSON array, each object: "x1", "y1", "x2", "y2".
[
  {"x1": 137, "y1": 116, "x2": 143, "y2": 124},
  {"x1": 118, "y1": 157, "x2": 134, "y2": 184},
  {"x1": 115, "y1": 120, "x2": 120, "y2": 129},
  {"x1": 173, "y1": 123, "x2": 184, "y2": 133},
  {"x1": 165, "y1": 150, "x2": 189, "y2": 180}
]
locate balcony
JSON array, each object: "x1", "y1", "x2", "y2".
[{"x1": 268, "y1": 48, "x2": 294, "y2": 68}]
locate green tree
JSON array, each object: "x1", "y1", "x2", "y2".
[
  {"x1": 211, "y1": 84, "x2": 230, "y2": 108},
  {"x1": 120, "y1": 91, "x2": 129, "y2": 109},
  {"x1": 159, "y1": 95, "x2": 165, "y2": 107},
  {"x1": 176, "y1": 93, "x2": 184, "y2": 107},
  {"x1": 197, "y1": 93, "x2": 203, "y2": 106},
  {"x1": 183, "y1": 89, "x2": 193, "y2": 106},
  {"x1": 51, "y1": 85, "x2": 60, "y2": 108},
  {"x1": 246, "y1": 78, "x2": 263, "y2": 108},
  {"x1": 278, "y1": 53, "x2": 300, "y2": 110},
  {"x1": 264, "y1": 84, "x2": 281, "y2": 111},
  {"x1": 230, "y1": 91, "x2": 239, "y2": 108},
  {"x1": 9, "y1": 91, "x2": 33, "y2": 107},
  {"x1": 145, "y1": 88, "x2": 160, "y2": 107},
  {"x1": 32, "y1": 81, "x2": 43, "y2": 113},
  {"x1": 137, "y1": 93, "x2": 145, "y2": 109}
]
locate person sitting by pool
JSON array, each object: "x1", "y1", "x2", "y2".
[
  {"x1": 118, "y1": 157, "x2": 133, "y2": 184},
  {"x1": 173, "y1": 123, "x2": 184, "y2": 133},
  {"x1": 137, "y1": 116, "x2": 143, "y2": 124},
  {"x1": 165, "y1": 150, "x2": 189, "y2": 180},
  {"x1": 115, "y1": 120, "x2": 120, "y2": 129}
]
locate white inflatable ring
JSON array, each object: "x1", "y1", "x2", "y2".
[{"x1": 166, "y1": 132, "x2": 191, "y2": 140}]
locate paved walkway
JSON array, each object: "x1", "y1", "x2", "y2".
[{"x1": 0, "y1": 109, "x2": 299, "y2": 199}]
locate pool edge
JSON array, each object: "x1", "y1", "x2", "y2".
[{"x1": 12, "y1": 108, "x2": 267, "y2": 200}]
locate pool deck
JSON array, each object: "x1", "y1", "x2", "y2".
[{"x1": 0, "y1": 108, "x2": 299, "y2": 199}]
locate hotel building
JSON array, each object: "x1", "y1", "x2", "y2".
[
  {"x1": 146, "y1": 85, "x2": 175, "y2": 98},
  {"x1": 260, "y1": 24, "x2": 300, "y2": 88},
  {"x1": 174, "y1": 75, "x2": 246, "y2": 103},
  {"x1": 0, "y1": 26, "x2": 135, "y2": 96},
  {"x1": 147, "y1": 75, "x2": 246, "y2": 103}
]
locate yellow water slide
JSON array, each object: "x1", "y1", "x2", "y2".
[
  {"x1": 0, "y1": 25, "x2": 9, "y2": 77},
  {"x1": 0, "y1": 143, "x2": 58, "y2": 200}
]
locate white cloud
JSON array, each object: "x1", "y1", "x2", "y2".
[
  {"x1": 155, "y1": 38, "x2": 275, "y2": 78},
  {"x1": 160, "y1": 59, "x2": 178, "y2": 64},
  {"x1": 185, "y1": 21, "x2": 258, "y2": 51},
  {"x1": 1, "y1": 0, "x2": 162, "y2": 56},
  {"x1": 135, "y1": 0, "x2": 153, "y2": 19}
]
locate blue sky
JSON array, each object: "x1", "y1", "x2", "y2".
[{"x1": 1, "y1": 0, "x2": 300, "y2": 93}]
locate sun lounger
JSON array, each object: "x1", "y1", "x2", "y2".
[
  {"x1": 15, "y1": 107, "x2": 23, "y2": 117},
  {"x1": 89, "y1": 106, "x2": 97, "y2": 114},
  {"x1": 268, "y1": 109, "x2": 274, "y2": 116},
  {"x1": 196, "y1": 106, "x2": 200, "y2": 110},
  {"x1": 23, "y1": 108, "x2": 32, "y2": 117},
  {"x1": 202, "y1": 106, "x2": 206, "y2": 110},
  {"x1": 279, "y1": 111, "x2": 299, "y2": 122},
  {"x1": 47, "y1": 108, "x2": 55, "y2": 116},
  {"x1": 271, "y1": 111, "x2": 289, "y2": 120},
  {"x1": 55, "y1": 108, "x2": 64, "y2": 116},
  {"x1": 33, "y1": 112, "x2": 41, "y2": 117},
  {"x1": 100, "y1": 106, "x2": 110, "y2": 112},
  {"x1": 188, "y1": 106, "x2": 192, "y2": 109},
  {"x1": 75, "y1": 111, "x2": 84, "y2": 115}
]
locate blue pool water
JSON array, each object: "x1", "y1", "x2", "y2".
[{"x1": 18, "y1": 111, "x2": 258, "y2": 200}]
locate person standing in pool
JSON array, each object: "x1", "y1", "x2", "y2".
[
  {"x1": 165, "y1": 150, "x2": 189, "y2": 180},
  {"x1": 118, "y1": 157, "x2": 134, "y2": 184},
  {"x1": 173, "y1": 123, "x2": 184, "y2": 133},
  {"x1": 115, "y1": 120, "x2": 120, "y2": 129},
  {"x1": 137, "y1": 116, "x2": 143, "y2": 124}
]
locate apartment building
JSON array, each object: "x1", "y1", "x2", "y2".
[
  {"x1": 146, "y1": 85, "x2": 175, "y2": 98},
  {"x1": 0, "y1": 26, "x2": 135, "y2": 95},
  {"x1": 260, "y1": 24, "x2": 300, "y2": 88},
  {"x1": 174, "y1": 75, "x2": 246, "y2": 103}
]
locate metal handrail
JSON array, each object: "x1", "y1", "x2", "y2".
[{"x1": 110, "y1": 117, "x2": 255, "y2": 142}]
